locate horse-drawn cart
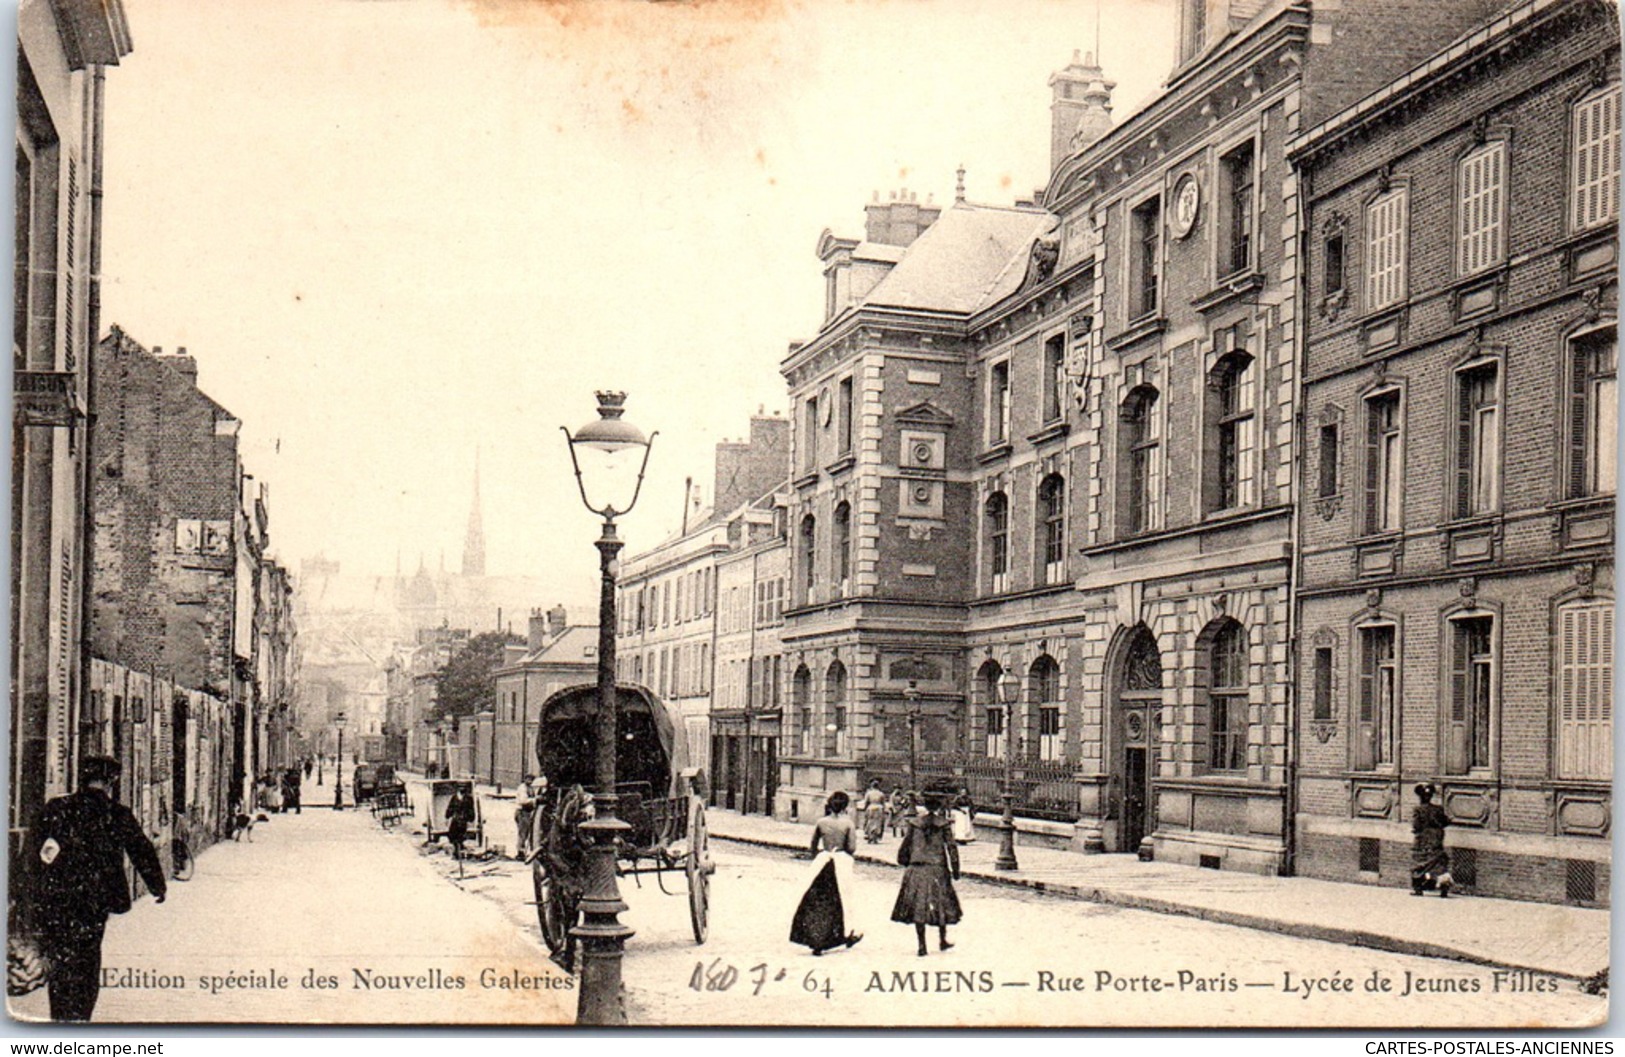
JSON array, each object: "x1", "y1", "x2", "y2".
[{"x1": 526, "y1": 683, "x2": 713, "y2": 965}]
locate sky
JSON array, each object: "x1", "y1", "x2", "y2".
[{"x1": 95, "y1": 0, "x2": 1178, "y2": 600}]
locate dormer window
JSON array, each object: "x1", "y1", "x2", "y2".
[{"x1": 1181, "y1": 0, "x2": 1209, "y2": 63}]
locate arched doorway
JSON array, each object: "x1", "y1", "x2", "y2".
[{"x1": 1114, "y1": 626, "x2": 1162, "y2": 853}]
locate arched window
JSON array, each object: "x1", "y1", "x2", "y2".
[
  {"x1": 1030, "y1": 655, "x2": 1062, "y2": 761},
  {"x1": 1038, "y1": 474, "x2": 1066, "y2": 585},
  {"x1": 978, "y1": 659, "x2": 1007, "y2": 759},
  {"x1": 793, "y1": 665, "x2": 813, "y2": 755},
  {"x1": 986, "y1": 492, "x2": 1010, "y2": 594},
  {"x1": 1207, "y1": 620, "x2": 1248, "y2": 772},
  {"x1": 800, "y1": 514, "x2": 817, "y2": 602},
  {"x1": 1208, "y1": 354, "x2": 1255, "y2": 512},
  {"x1": 825, "y1": 660, "x2": 849, "y2": 757},
  {"x1": 1120, "y1": 386, "x2": 1161, "y2": 535},
  {"x1": 834, "y1": 501, "x2": 852, "y2": 590}
]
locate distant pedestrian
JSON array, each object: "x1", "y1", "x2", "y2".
[
  {"x1": 446, "y1": 785, "x2": 477, "y2": 860},
  {"x1": 887, "y1": 788, "x2": 908, "y2": 838},
  {"x1": 303, "y1": 757, "x2": 313, "y2": 781},
  {"x1": 1411, "y1": 783, "x2": 1453, "y2": 898},
  {"x1": 789, "y1": 792, "x2": 863, "y2": 956},
  {"x1": 891, "y1": 788, "x2": 961, "y2": 957},
  {"x1": 514, "y1": 775, "x2": 545, "y2": 861},
  {"x1": 27, "y1": 756, "x2": 167, "y2": 1021},
  {"x1": 950, "y1": 788, "x2": 975, "y2": 844},
  {"x1": 860, "y1": 780, "x2": 887, "y2": 844},
  {"x1": 282, "y1": 768, "x2": 302, "y2": 815}
]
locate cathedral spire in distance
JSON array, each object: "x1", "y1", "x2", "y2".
[{"x1": 462, "y1": 447, "x2": 486, "y2": 577}]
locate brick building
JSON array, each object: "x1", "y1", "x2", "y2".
[
  {"x1": 615, "y1": 413, "x2": 790, "y2": 777},
  {"x1": 486, "y1": 608, "x2": 596, "y2": 788},
  {"x1": 709, "y1": 489, "x2": 790, "y2": 815},
  {"x1": 10, "y1": 0, "x2": 131, "y2": 869},
  {"x1": 777, "y1": 0, "x2": 1523, "y2": 873},
  {"x1": 1290, "y1": 0, "x2": 1617, "y2": 904}
]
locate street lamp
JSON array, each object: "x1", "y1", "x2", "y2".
[
  {"x1": 995, "y1": 668, "x2": 1020, "y2": 871},
  {"x1": 903, "y1": 678, "x2": 922, "y2": 795},
  {"x1": 334, "y1": 711, "x2": 348, "y2": 811},
  {"x1": 562, "y1": 390, "x2": 656, "y2": 1026}
]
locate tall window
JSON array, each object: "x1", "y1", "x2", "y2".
[
  {"x1": 838, "y1": 375, "x2": 855, "y2": 455},
  {"x1": 1457, "y1": 141, "x2": 1506, "y2": 275},
  {"x1": 1312, "y1": 646, "x2": 1334, "y2": 722},
  {"x1": 1122, "y1": 386, "x2": 1162, "y2": 535},
  {"x1": 1558, "y1": 601, "x2": 1613, "y2": 780},
  {"x1": 1455, "y1": 363, "x2": 1500, "y2": 517},
  {"x1": 1221, "y1": 141, "x2": 1256, "y2": 277},
  {"x1": 990, "y1": 360, "x2": 1011, "y2": 443},
  {"x1": 1446, "y1": 616, "x2": 1494, "y2": 773},
  {"x1": 1132, "y1": 197, "x2": 1162, "y2": 318},
  {"x1": 833, "y1": 501, "x2": 852, "y2": 590},
  {"x1": 1210, "y1": 354, "x2": 1256, "y2": 511},
  {"x1": 800, "y1": 515, "x2": 816, "y2": 601},
  {"x1": 1207, "y1": 621, "x2": 1248, "y2": 773},
  {"x1": 1324, "y1": 231, "x2": 1346, "y2": 298},
  {"x1": 1570, "y1": 328, "x2": 1617, "y2": 498},
  {"x1": 1043, "y1": 334, "x2": 1066, "y2": 423},
  {"x1": 1365, "y1": 391, "x2": 1402, "y2": 532},
  {"x1": 979, "y1": 660, "x2": 1007, "y2": 759},
  {"x1": 986, "y1": 491, "x2": 1010, "y2": 594},
  {"x1": 1366, "y1": 187, "x2": 1408, "y2": 311},
  {"x1": 1181, "y1": 0, "x2": 1207, "y2": 62},
  {"x1": 801, "y1": 396, "x2": 819, "y2": 473},
  {"x1": 1030, "y1": 655, "x2": 1062, "y2": 762},
  {"x1": 1356, "y1": 625, "x2": 1396, "y2": 771},
  {"x1": 1572, "y1": 83, "x2": 1620, "y2": 232},
  {"x1": 794, "y1": 665, "x2": 813, "y2": 755},
  {"x1": 1038, "y1": 474, "x2": 1066, "y2": 585},
  {"x1": 826, "y1": 661, "x2": 848, "y2": 757}
]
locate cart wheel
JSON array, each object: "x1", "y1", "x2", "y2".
[
  {"x1": 686, "y1": 800, "x2": 711, "y2": 944},
  {"x1": 532, "y1": 859, "x2": 576, "y2": 962}
]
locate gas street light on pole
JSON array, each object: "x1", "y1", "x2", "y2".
[
  {"x1": 995, "y1": 667, "x2": 1020, "y2": 872},
  {"x1": 903, "y1": 677, "x2": 922, "y2": 795},
  {"x1": 562, "y1": 390, "x2": 656, "y2": 1027},
  {"x1": 334, "y1": 711, "x2": 348, "y2": 811}
]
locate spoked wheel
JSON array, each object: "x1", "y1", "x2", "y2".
[
  {"x1": 686, "y1": 800, "x2": 712, "y2": 944},
  {"x1": 532, "y1": 859, "x2": 578, "y2": 969},
  {"x1": 171, "y1": 839, "x2": 194, "y2": 882}
]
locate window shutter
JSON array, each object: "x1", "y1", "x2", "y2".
[
  {"x1": 1559, "y1": 603, "x2": 1614, "y2": 779},
  {"x1": 1364, "y1": 402, "x2": 1381, "y2": 531},
  {"x1": 1447, "y1": 624, "x2": 1469, "y2": 774},
  {"x1": 1459, "y1": 145, "x2": 1505, "y2": 274},
  {"x1": 1570, "y1": 347, "x2": 1592, "y2": 498},
  {"x1": 1574, "y1": 87, "x2": 1620, "y2": 231},
  {"x1": 1455, "y1": 381, "x2": 1474, "y2": 517}
]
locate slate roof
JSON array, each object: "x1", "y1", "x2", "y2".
[{"x1": 860, "y1": 202, "x2": 1054, "y2": 316}]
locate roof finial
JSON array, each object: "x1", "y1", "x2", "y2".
[{"x1": 954, "y1": 164, "x2": 966, "y2": 204}]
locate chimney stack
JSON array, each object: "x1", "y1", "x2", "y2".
[
  {"x1": 864, "y1": 188, "x2": 942, "y2": 247},
  {"x1": 1049, "y1": 50, "x2": 1115, "y2": 173},
  {"x1": 547, "y1": 604, "x2": 568, "y2": 639},
  {"x1": 528, "y1": 608, "x2": 549, "y2": 652}
]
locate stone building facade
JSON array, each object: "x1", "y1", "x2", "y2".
[
  {"x1": 10, "y1": 0, "x2": 131, "y2": 868},
  {"x1": 776, "y1": 0, "x2": 1529, "y2": 876},
  {"x1": 1290, "y1": 0, "x2": 1617, "y2": 904}
]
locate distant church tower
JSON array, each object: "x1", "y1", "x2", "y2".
[{"x1": 462, "y1": 449, "x2": 486, "y2": 577}]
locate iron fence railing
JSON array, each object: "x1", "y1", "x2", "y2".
[{"x1": 860, "y1": 751, "x2": 1079, "y2": 821}]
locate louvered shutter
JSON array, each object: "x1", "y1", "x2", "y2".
[
  {"x1": 1570, "y1": 347, "x2": 1592, "y2": 498},
  {"x1": 1573, "y1": 87, "x2": 1620, "y2": 231},
  {"x1": 1458, "y1": 144, "x2": 1505, "y2": 275},
  {"x1": 1446, "y1": 624, "x2": 1469, "y2": 774},
  {"x1": 1455, "y1": 379, "x2": 1475, "y2": 517},
  {"x1": 1559, "y1": 603, "x2": 1613, "y2": 779}
]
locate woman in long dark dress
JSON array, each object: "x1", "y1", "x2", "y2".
[
  {"x1": 789, "y1": 792, "x2": 864, "y2": 955},
  {"x1": 1410, "y1": 783, "x2": 1453, "y2": 897},
  {"x1": 891, "y1": 789, "x2": 961, "y2": 956}
]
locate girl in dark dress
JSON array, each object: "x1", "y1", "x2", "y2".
[
  {"x1": 891, "y1": 789, "x2": 961, "y2": 956},
  {"x1": 789, "y1": 792, "x2": 864, "y2": 955},
  {"x1": 1410, "y1": 783, "x2": 1453, "y2": 897}
]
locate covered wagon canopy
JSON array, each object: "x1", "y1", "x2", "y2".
[{"x1": 532, "y1": 682, "x2": 688, "y2": 800}]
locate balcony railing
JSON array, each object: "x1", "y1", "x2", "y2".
[{"x1": 860, "y1": 750, "x2": 1079, "y2": 821}]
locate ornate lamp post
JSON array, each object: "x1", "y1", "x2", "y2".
[
  {"x1": 903, "y1": 678, "x2": 922, "y2": 794},
  {"x1": 334, "y1": 711, "x2": 348, "y2": 811},
  {"x1": 562, "y1": 390, "x2": 656, "y2": 1026},
  {"x1": 994, "y1": 668, "x2": 1020, "y2": 871}
]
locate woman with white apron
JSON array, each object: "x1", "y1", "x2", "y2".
[{"x1": 789, "y1": 792, "x2": 864, "y2": 956}]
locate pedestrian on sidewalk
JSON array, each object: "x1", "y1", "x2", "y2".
[
  {"x1": 26, "y1": 756, "x2": 167, "y2": 1022},
  {"x1": 1411, "y1": 783, "x2": 1453, "y2": 898},
  {"x1": 303, "y1": 757, "x2": 313, "y2": 782},
  {"x1": 446, "y1": 784, "x2": 477, "y2": 861},
  {"x1": 789, "y1": 792, "x2": 863, "y2": 956},
  {"x1": 282, "y1": 767, "x2": 302, "y2": 815},
  {"x1": 950, "y1": 788, "x2": 976, "y2": 845},
  {"x1": 891, "y1": 787, "x2": 961, "y2": 957},
  {"x1": 886, "y1": 788, "x2": 907, "y2": 838},
  {"x1": 860, "y1": 780, "x2": 887, "y2": 844},
  {"x1": 514, "y1": 775, "x2": 545, "y2": 861}
]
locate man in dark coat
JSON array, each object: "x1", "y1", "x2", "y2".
[{"x1": 28, "y1": 756, "x2": 167, "y2": 1021}]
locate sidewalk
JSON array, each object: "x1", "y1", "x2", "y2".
[{"x1": 706, "y1": 808, "x2": 1610, "y2": 983}]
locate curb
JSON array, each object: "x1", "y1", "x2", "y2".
[{"x1": 712, "y1": 829, "x2": 1599, "y2": 984}]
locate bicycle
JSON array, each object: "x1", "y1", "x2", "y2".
[{"x1": 171, "y1": 812, "x2": 197, "y2": 882}]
